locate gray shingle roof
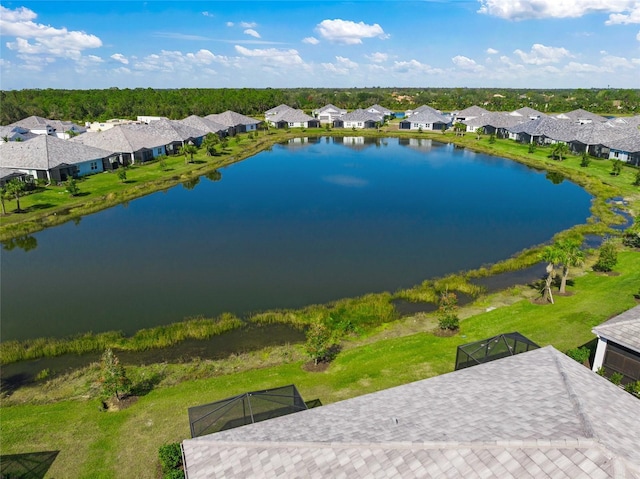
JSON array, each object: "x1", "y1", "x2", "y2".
[
  {"x1": 342, "y1": 109, "x2": 383, "y2": 122},
  {"x1": 555, "y1": 109, "x2": 608, "y2": 123},
  {"x1": 70, "y1": 125, "x2": 166, "y2": 153},
  {"x1": 605, "y1": 133, "x2": 640, "y2": 153},
  {"x1": 464, "y1": 112, "x2": 525, "y2": 129},
  {"x1": 401, "y1": 110, "x2": 450, "y2": 125},
  {"x1": 313, "y1": 104, "x2": 346, "y2": 115},
  {"x1": 455, "y1": 105, "x2": 490, "y2": 118},
  {"x1": 182, "y1": 346, "x2": 640, "y2": 478},
  {"x1": 205, "y1": 111, "x2": 260, "y2": 127},
  {"x1": 9, "y1": 115, "x2": 85, "y2": 134},
  {"x1": 178, "y1": 115, "x2": 228, "y2": 135},
  {"x1": 593, "y1": 305, "x2": 640, "y2": 353},
  {"x1": 0, "y1": 134, "x2": 113, "y2": 170},
  {"x1": 511, "y1": 107, "x2": 547, "y2": 119},
  {"x1": 271, "y1": 109, "x2": 315, "y2": 123},
  {"x1": 265, "y1": 104, "x2": 295, "y2": 116},
  {"x1": 366, "y1": 104, "x2": 392, "y2": 115},
  {"x1": 136, "y1": 119, "x2": 207, "y2": 143}
]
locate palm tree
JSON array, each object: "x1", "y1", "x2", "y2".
[
  {"x1": 539, "y1": 245, "x2": 561, "y2": 304},
  {"x1": 201, "y1": 133, "x2": 219, "y2": 156},
  {"x1": 555, "y1": 239, "x2": 585, "y2": 294},
  {"x1": 552, "y1": 142, "x2": 569, "y2": 161},
  {"x1": 453, "y1": 122, "x2": 466, "y2": 137},
  {"x1": 0, "y1": 185, "x2": 8, "y2": 215},
  {"x1": 179, "y1": 143, "x2": 198, "y2": 164}
]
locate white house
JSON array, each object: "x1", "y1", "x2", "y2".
[
  {"x1": 398, "y1": 110, "x2": 450, "y2": 131},
  {"x1": 313, "y1": 104, "x2": 347, "y2": 124},
  {"x1": 266, "y1": 109, "x2": 319, "y2": 129},
  {"x1": 340, "y1": 109, "x2": 383, "y2": 129}
]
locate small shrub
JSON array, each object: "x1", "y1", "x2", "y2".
[
  {"x1": 622, "y1": 224, "x2": 640, "y2": 248},
  {"x1": 610, "y1": 372, "x2": 623, "y2": 386},
  {"x1": 437, "y1": 291, "x2": 459, "y2": 331},
  {"x1": 65, "y1": 177, "x2": 80, "y2": 196},
  {"x1": 35, "y1": 368, "x2": 51, "y2": 381},
  {"x1": 488, "y1": 134, "x2": 496, "y2": 144},
  {"x1": 566, "y1": 347, "x2": 590, "y2": 364},
  {"x1": 634, "y1": 170, "x2": 640, "y2": 186},
  {"x1": 528, "y1": 143, "x2": 536, "y2": 154},
  {"x1": 304, "y1": 320, "x2": 337, "y2": 365},
  {"x1": 596, "y1": 367, "x2": 606, "y2": 376},
  {"x1": 158, "y1": 443, "x2": 184, "y2": 479},
  {"x1": 117, "y1": 168, "x2": 127, "y2": 183},
  {"x1": 611, "y1": 159, "x2": 622, "y2": 176},
  {"x1": 580, "y1": 152, "x2": 591, "y2": 168},
  {"x1": 593, "y1": 240, "x2": 618, "y2": 272},
  {"x1": 624, "y1": 380, "x2": 640, "y2": 397}
]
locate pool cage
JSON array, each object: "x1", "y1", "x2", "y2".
[
  {"x1": 455, "y1": 332, "x2": 540, "y2": 371},
  {"x1": 188, "y1": 384, "x2": 308, "y2": 438}
]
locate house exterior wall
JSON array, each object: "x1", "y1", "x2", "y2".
[{"x1": 75, "y1": 159, "x2": 105, "y2": 177}]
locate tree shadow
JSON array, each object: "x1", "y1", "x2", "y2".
[
  {"x1": 130, "y1": 371, "x2": 166, "y2": 397},
  {"x1": 0, "y1": 451, "x2": 60, "y2": 479},
  {"x1": 27, "y1": 203, "x2": 55, "y2": 211}
]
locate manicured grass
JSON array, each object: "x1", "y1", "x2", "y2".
[{"x1": 2, "y1": 250, "x2": 638, "y2": 478}]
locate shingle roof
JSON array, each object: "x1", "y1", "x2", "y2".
[
  {"x1": 205, "y1": 111, "x2": 260, "y2": 127},
  {"x1": 313, "y1": 104, "x2": 346, "y2": 115},
  {"x1": 265, "y1": 104, "x2": 295, "y2": 116},
  {"x1": 366, "y1": 104, "x2": 392, "y2": 115},
  {"x1": 555, "y1": 109, "x2": 608, "y2": 123},
  {"x1": 511, "y1": 107, "x2": 547, "y2": 119},
  {"x1": 9, "y1": 115, "x2": 85, "y2": 134},
  {"x1": 464, "y1": 112, "x2": 525, "y2": 129},
  {"x1": 593, "y1": 305, "x2": 640, "y2": 353},
  {"x1": 182, "y1": 346, "x2": 640, "y2": 478},
  {"x1": 455, "y1": 105, "x2": 490, "y2": 118},
  {"x1": 179, "y1": 115, "x2": 228, "y2": 134},
  {"x1": 401, "y1": 110, "x2": 450, "y2": 125},
  {"x1": 136, "y1": 119, "x2": 207, "y2": 143},
  {"x1": 342, "y1": 109, "x2": 383, "y2": 122},
  {"x1": 605, "y1": 133, "x2": 640, "y2": 153},
  {"x1": 70, "y1": 125, "x2": 166, "y2": 153},
  {"x1": 271, "y1": 109, "x2": 315, "y2": 123},
  {"x1": 0, "y1": 134, "x2": 113, "y2": 170}
]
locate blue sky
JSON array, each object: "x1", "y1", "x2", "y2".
[{"x1": 0, "y1": 0, "x2": 639, "y2": 90}]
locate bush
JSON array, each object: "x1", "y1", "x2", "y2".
[
  {"x1": 593, "y1": 240, "x2": 618, "y2": 272},
  {"x1": 566, "y1": 347, "x2": 590, "y2": 364},
  {"x1": 437, "y1": 291, "x2": 459, "y2": 331},
  {"x1": 580, "y1": 152, "x2": 591, "y2": 168},
  {"x1": 622, "y1": 224, "x2": 640, "y2": 248},
  {"x1": 304, "y1": 320, "x2": 337, "y2": 365},
  {"x1": 610, "y1": 372, "x2": 623, "y2": 386},
  {"x1": 624, "y1": 380, "x2": 640, "y2": 397},
  {"x1": 158, "y1": 443, "x2": 184, "y2": 479}
]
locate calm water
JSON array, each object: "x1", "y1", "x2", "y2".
[{"x1": 1, "y1": 137, "x2": 592, "y2": 341}]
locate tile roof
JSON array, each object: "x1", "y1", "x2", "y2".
[
  {"x1": 0, "y1": 134, "x2": 113, "y2": 170},
  {"x1": 205, "y1": 110, "x2": 261, "y2": 127},
  {"x1": 182, "y1": 346, "x2": 640, "y2": 478},
  {"x1": 593, "y1": 305, "x2": 640, "y2": 353},
  {"x1": 179, "y1": 115, "x2": 228, "y2": 134}
]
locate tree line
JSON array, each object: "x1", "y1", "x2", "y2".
[{"x1": 1, "y1": 87, "x2": 639, "y2": 125}]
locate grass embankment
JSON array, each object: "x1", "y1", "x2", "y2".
[{"x1": 2, "y1": 250, "x2": 639, "y2": 478}]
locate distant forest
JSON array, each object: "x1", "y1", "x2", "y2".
[{"x1": 2, "y1": 87, "x2": 639, "y2": 125}]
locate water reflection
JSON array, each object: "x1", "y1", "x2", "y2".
[
  {"x1": 182, "y1": 176, "x2": 200, "y2": 190},
  {"x1": 2, "y1": 234, "x2": 37, "y2": 252}
]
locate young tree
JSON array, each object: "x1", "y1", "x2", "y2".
[
  {"x1": 552, "y1": 142, "x2": 569, "y2": 161},
  {"x1": 555, "y1": 238, "x2": 585, "y2": 294},
  {"x1": 305, "y1": 320, "x2": 335, "y2": 365},
  {"x1": 437, "y1": 290, "x2": 459, "y2": 331},
  {"x1": 540, "y1": 245, "x2": 561, "y2": 304},
  {"x1": 201, "y1": 133, "x2": 219, "y2": 156},
  {"x1": 593, "y1": 240, "x2": 618, "y2": 272},
  {"x1": 0, "y1": 185, "x2": 8, "y2": 215},
  {"x1": 580, "y1": 151, "x2": 591, "y2": 168},
  {"x1": 65, "y1": 177, "x2": 80, "y2": 196},
  {"x1": 453, "y1": 122, "x2": 466, "y2": 137},
  {"x1": 100, "y1": 348, "x2": 131, "y2": 401},
  {"x1": 488, "y1": 133, "x2": 496, "y2": 144},
  {"x1": 117, "y1": 168, "x2": 127, "y2": 183},
  {"x1": 475, "y1": 127, "x2": 484, "y2": 140},
  {"x1": 528, "y1": 143, "x2": 536, "y2": 154},
  {"x1": 633, "y1": 170, "x2": 640, "y2": 186},
  {"x1": 611, "y1": 159, "x2": 623, "y2": 176},
  {"x1": 5, "y1": 179, "x2": 26, "y2": 212}
]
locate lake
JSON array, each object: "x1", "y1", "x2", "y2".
[{"x1": 0, "y1": 137, "x2": 592, "y2": 341}]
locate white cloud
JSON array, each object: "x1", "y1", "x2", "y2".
[
  {"x1": 452, "y1": 55, "x2": 485, "y2": 71},
  {"x1": 226, "y1": 22, "x2": 234, "y2": 27},
  {"x1": 239, "y1": 21, "x2": 258, "y2": 28},
  {"x1": 134, "y1": 49, "x2": 229, "y2": 72},
  {"x1": 366, "y1": 52, "x2": 388, "y2": 63},
  {"x1": 514, "y1": 44, "x2": 572, "y2": 64},
  {"x1": 234, "y1": 45, "x2": 304, "y2": 66},
  {"x1": 316, "y1": 19, "x2": 388, "y2": 44},
  {"x1": 201, "y1": 11, "x2": 214, "y2": 18},
  {"x1": 606, "y1": 4, "x2": 640, "y2": 23},
  {"x1": 564, "y1": 61, "x2": 609, "y2": 73},
  {"x1": 486, "y1": 48, "x2": 499, "y2": 54},
  {"x1": 478, "y1": 0, "x2": 637, "y2": 20},
  {"x1": 600, "y1": 54, "x2": 640, "y2": 68},
  {"x1": 244, "y1": 29, "x2": 261, "y2": 38},
  {"x1": 392, "y1": 59, "x2": 442, "y2": 74},
  {"x1": 1, "y1": 5, "x2": 102, "y2": 61},
  {"x1": 637, "y1": 30, "x2": 640, "y2": 40},
  {"x1": 303, "y1": 36, "x2": 320, "y2": 45},
  {"x1": 111, "y1": 53, "x2": 129, "y2": 65}
]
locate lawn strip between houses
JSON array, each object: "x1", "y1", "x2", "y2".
[{"x1": 1, "y1": 251, "x2": 639, "y2": 478}]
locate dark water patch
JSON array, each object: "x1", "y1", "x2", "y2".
[
  {"x1": 393, "y1": 293, "x2": 474, "y2": 317},
  {"x1": 470, "y1": 263, "x2": 548, "y2": 293},
  {"x1": 0, "y1": 324, "x2": 304, "y2": 393},
  {"x1": 583, "y1": 234, "x2": 605, "y2": 249}
]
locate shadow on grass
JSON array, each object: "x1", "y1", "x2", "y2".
[
  {"x1": 27, "y1": 203, "x2": 55, "y2": 211},
  {"x1": 0, "y1": 450, "x2": 59, "y2": 479},
  {"x1": 130, "y1": 371, "x2": 166, "y2": 397}
]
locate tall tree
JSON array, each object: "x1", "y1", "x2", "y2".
[
  {"x1": 100, "y1": 348, "x2": 131, "y2": 402},
  {"x1": 552, "y1": 142, "x2": 569, "y2": 161},
  {"x1": 555, "y1": 239, "x2": 585, "y2": 294},
  {"x1": 179, "y1": 144, "x2": 198, "y2": 164},
  {"x1": 201, "y1": 133, "x2": 219, "y2": 156}
]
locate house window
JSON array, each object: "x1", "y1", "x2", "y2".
[
  {"x1": 357, "y1": 122, "x2": 362, "y2": 127},
  {"x1": 413, "y1": 123, "x2": 419, "y2": 128},
  {"x1": 614, "y1": 152, "x2": 619, "y2": 158},
  {"x1": 90, "y1": 161, "x2": 98, "y2": 170},
  {"x1": 289, "y1": 122, "x2": 294, "y2": 127}
]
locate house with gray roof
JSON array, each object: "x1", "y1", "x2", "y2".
[
  {"x1": 365, "y1": 104, "x2": 393, "y2": 117},
  {"x1": 510, "y1": 107, "x2": 546, "y2": 120},
  {"x1": 452, "y1": 105, "x2": 489, "y2": 123},
  {"x1": 312, "y1": 104, "x2": 347, "y2": 124},
  {"x1": 71, "y1": 125, "x2": 167, "y2": 165},
  {"x1": 10, "y1": 115, "x2": 86, "y2": 139},
  {"x1": 462, "y1": 112, "x2": 525, "y2": 137},
  {"x1": 135, "y1": 119, "x2": 208, "y2": 155},
  {"x1": 592, "y1": 305, "x2": 640, "y2": 383},
  {"x1": 0, "y1": 134, "x2": 114, "y2": 183},
  {"x1": 182, "y1": 345, "x2": 640, "y2": 478},
  {"x1": 399, "y1": 110, "x2": 450, "y2": 131},
  {"x1": 205, "y1": 111, "x2": 261, "y2": 134},
  {"x1": 178, "y1": 115, "x2": 229, "y2": 137},
  {"x1": 339, "y1": 109, "x2": 383, "y2": 129},
  {"x1": 555, "y1": 109, "x2": 608, "y2": 124},
  {"x1": 604, "y1": 134, "x2": 640, "y2": 165},
  {"x1": 0, "y1": 125, "x2": 34, "y2": 142},
  {"x1": 265, "y1": 104, "x2": 295, "y2": 118},
  {"x1": 267, "y1": 109, "x2": 319, "y2": 129}
]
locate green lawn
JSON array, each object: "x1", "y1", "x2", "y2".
[{"x1": 2, "y1": 250, "x2": 638, "y2": 478}]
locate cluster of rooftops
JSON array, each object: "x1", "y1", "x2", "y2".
[{"x1": 1, "y1": 103, "x2": 638, "y2": 186}]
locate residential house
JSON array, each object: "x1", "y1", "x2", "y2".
[
  {"x1": 592, "y1": 305, "x2": 640, "y2": 384},
  {"x1": 312, "y1": 104, "x2": 347, "y2": 124},
  {"x1": 365, "y1": 104, "x2": 393, "y2": 118},
  {"x1": 555, "y1": 109, "x2": 608, "y2": 124},
  {"x1": 136, "y1": 119, "x2": 208, "y2": 154},
  {"x1": 84, "y1": 119, "x2": 141, "y2": 133},
  {"x1": 136, "y1": 115, "x2": 168, "y2": 124},
  {"x1": 182, "y1": 346, "x2": 640, "y2": 478},
  {"x1": 71, "y1": 124, "x2": 168, "y2": 166},
  {"x1": 604, "y1": 134, "x2": 640, "y2": 166},
  {"x1": 267, "y1": 109, "x2": 319, "y2": 129},
  {"x1": 0, "y1": 168, "x2": 32, "y2": 187},
  {"x1": 0, "y1": 125, "x2": 33, "y2": 142},
  {"x1": 264, "y1": 104, "x2": 295, "y2": 120},
  {"x1": 178, "y1": 115, "x2": 229, "y2": 137},
  {"x1": 339, "y1": 109, "x2": 383, "y2": 129},
  {"x1": 9, "y1": 116, "x2": 86, "y2": 139},
  {"x1": 0, "y1": 134, "x2": 114, "y2": 183},
  {"x1": 399, "y1": 110, "x2": 451, "y2": 131},
  {"x1": 205, "y1": 111, "x2": 261, "y2": 135},
  {"x1": 463, "y1": 112, "x2": 525, "y2": 137},
  {"x1": 509, "y1": 107, "x2": 546, "y2": 120},
  {"x1": 452, "y1": 105, "x2": 489, "y2": 123},
  {"x1": 404, "y1": 104, "x2": 445, "y2": 118}
]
